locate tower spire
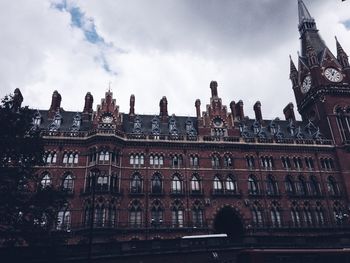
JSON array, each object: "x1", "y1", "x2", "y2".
[
  {"x1": 297, "y1": 0, "x2": 326, "y2": 59},
  {"x1": 335, "y1": 36, "x2": 350, "y2": 69},
  {"x1": 298, "y1": 0, "x2": 314, "y2": 25}
]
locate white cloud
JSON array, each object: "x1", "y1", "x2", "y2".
[{"x1": 0, "y1": 0, "x2": 349, "y2": 121}]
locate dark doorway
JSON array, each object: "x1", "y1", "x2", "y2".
[{"x1": 213, "y1": 206, "x2": 244, "y2": 240}]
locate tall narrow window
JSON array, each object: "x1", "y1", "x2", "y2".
[
  {"x1": 270, "y1": 202, "x2": 281, "y2": 227},
  {"x1": 285, "y1": 175, "x2": 295, "y2": 195},
  {"x1": 130, "y1": 200, "x2": 142, "y2": 227},
  {"x1": 191, "y1": 174, "x2": 200, "y2": 193},
  {"x1": 172, "y1": 200, "x2": 184, "y2": 227},
  {"x1": 96, "y1": 174, "x2": 109, "y2": 192},
  {"x1": 171, "y1": 175, "x2": 182, "y2": 194},
  {"x1": 151, "y1": 173, "x2": 162, "y2": 194},
  {"x1": 291, "y1": 202, "x2": 301, "y2": 227},
  {"x1": 131, "y1": 173, "x2": 142, "y2": 193},
  {"x1": 192, "y1": 201, "x2": 204, "y2": 227},
  {"x1": 41, "y1": 173, "x2": 51, "y2": 188},
  {"x1": 327, "y1": 176, "x2": 339, "y2": 196},
  {"x1": 62, "y1": 174, "x2": 74, "y2": 193},
  {"x1": 266, "y1": 175, "x2": 278, "y2": 196},
  {"x1": 226, "y1": 175, "x2": 237, "y2": 193},
  {"x1": 248, "y1": 175, "x2": 259, "y2": 195},
  {"x1": 151, "y1": 200, "x2": 163, "y2": 226},
  {"x1": 252, "y1": 202, "x2": 263, "y2": 227},
  {"x1": 95, "y1": 205, "x2": 106, "y2": 227},
  {"x1": 309, "y1": 176, "x2": 321, "y2": 196},
  {"x1": 213, "y1": 176, "x2": 223, "y2": 193}
]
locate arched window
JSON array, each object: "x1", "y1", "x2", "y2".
[
  {"x1": 171, "y1": 155, "x2": 182, "y2": 168},
  {"x1": 315, "y1": 202, "x2": 325, "y2": 226},
  {"x1": 41, "y1": 173, "x2": 51, "y2": 188},
  {"x1": 96, "y1": 173, "x2": 109, "y2": 192},
  {"x1": 190, "y1": 174, "x2": 201, "y2": 193},
  {"x1": 57, "y1": 208, "x2": 71, "y2": 231},
  {"x1": 309, "y1": 175, "x2": 321, "y2": 196},
  {"x1": 131, "y1": 173, "x2": 142, "y2": 194},
  {"x1": 190, "y1": 155, "x2": 199, "y2": 168},
  {"x1": 171, "y1": 174, "x2": 182, "y2": 194},
  {"x1": 213, "y1": 176, "x2": 223, "y2": 193},
  {"x1": 192, "y1": 201, "x2": 204, "y2": 227},
  {"x1": 327, "y1": 176, "x2": 340, "y2": 196},
  {"x1": 130, "y1": 200, "x2": 142, "y2": 227},
  {"x1": 285, "y1": 175, "x2": 295, "y2": 195},
  {"x1": 291, "y1": 202, "x2": 301, "y2": 227},
  {"x1": 84, "y1": 204, "x2": 91, "y2": 227},
  {"x1": 248, "y1": 175, "x2": 259, "y2": 195},
  {"x1": 266, "y1": 175, "x2": 278, "y2": 196},
  {"x1": 303, "y1": 203, "x2": 313, "y2": 226},
  {"x1": 226, "y1": 175, "x2": 237, "y2": 193},
  {"x1": 107, "y1": 205, "x2": 117, "y2": 228},
  {"x1": 252, "y1": 202, "x2": 263, "y2": 227},
  {"x1": 212, "y1": 154, "x2": 220, "y2": 169},
  {"x1": 62, "y1": 174, "x2": 74, "y2": 193},
  {"x1": 171, "y1": 200, "x2": 184, "y2": 227},
  {"x1": 94, "y1": 205, "x2": 106, "y2": 227},
  {"x1": 151, "y1": 173, "x2": 162, "y2": 194},
  {"x1": 224, "y1": 155, "x2": 233, "y2": 168},
  {"x1": 333, "y1": 202, "x2": 345, "y2": 225},
  {"x1": 151, "y1": 200, "x2": 163, "y2": 226},
  {"x1": 270, "y1": 202, "x2": 282, "y2": 227},
  {"x1": 296, "y1": 175, "x2": 308, "y2": 196},
  {"x1": 68, "y1": 153, "x2": 74, "y2": 164},
  {"x1": 62, "y1": 153, "x2": 68, "y2": 164}
]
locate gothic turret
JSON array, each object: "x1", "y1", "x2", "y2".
[
  {"x1": 48, "y1": 90, "x2": 62, "y2": 118},
  {"x1": 82, "y1": 92, "x2": 93, "y2": 120}
]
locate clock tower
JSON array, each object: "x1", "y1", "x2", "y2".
[{"x1": 291, "y1": 0, "x2": 350, "y2": 144}]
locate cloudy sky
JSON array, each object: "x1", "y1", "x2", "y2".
[{"x1": 1, "y1": 0, "x2": 350, "y2": 120}]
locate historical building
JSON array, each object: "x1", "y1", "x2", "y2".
[{"x1": 13, "y1": 0, "x2": 350, "y2": 243}]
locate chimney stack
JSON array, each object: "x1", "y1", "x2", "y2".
[
  {"x1": 129, "y1": 94, "x2": 135, "y2": 116},
  {"x1": 49, "y1": 90, "x2": 62, "y2": 118},
  {"x1": 82, "y1": 92, "x2": 94, "y2": 121},
  {"x1": 195, "y1": 99, "x2": 201, "y2": 118},
  {"x1": 230, "y1": 101, "x2": 236, "y2": 120},
  {"x1": 254, "y1": 101, "x2": 262, "y2": 122},
  {"x1": 159, "y1": 96, "x2": 168, "y2": 120},
  {"x1": 235, "y1": 100, "x2": 244, "y2": 120},
  {"x1": 210, "y1": 81, "x2": 218, "y2": 97}
]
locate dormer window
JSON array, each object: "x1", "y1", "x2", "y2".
[
  {"x1": 71, "y1": 113, "x2": 81, "y2": 131},
  {"x1": 133, "y1": 116, "x2": 142, "y2": 133},
  {"x1": 152, "y1": 116, "x2": 160, "y2": 135},
  {"x1": 169, "y1": 116, "x2": 178, "y2": 135}
]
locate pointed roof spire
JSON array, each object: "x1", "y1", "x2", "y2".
[
  {"x1": 298, "y1": 0, "x2": 314, "y2": 25},
  {"x1": 289, "y1": 55, "x2": 297, "y2": 73},
  {"x1": 335, "y1": 36, "x2": 349, "y2": 68}
]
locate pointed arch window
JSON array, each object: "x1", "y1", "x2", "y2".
[
  {"x1": 226, "y1": 175, "x2": 237, "y2": 193},
  {"x1": 62, "y1": 174, "x2": 74, "y2": 193},
  {"x1": 296, "y1": 175, "x2": 308, "y2": 196},
  {"x1": 190, "y1": 174, "x2": 201, "y2": 193},
  {"x1": 151, "y1": 173, "x2": 162, "y2": 194},
  {"x1": 252, "y1": 202, "x2": 263, "y2": 227},
  {"x1": 84, "y1": 203, "x2": 92, "y2": 227},
  {"x1": 248, "y1": 175, "x2": 259, "y2": 195},
  {"x1": 303, "y1": 203, "x2": 313, "y2": 226},
  {"x1": 327, "y1": 176, "x2": 340, "y2": 196},
  {"x1": 211, "y1": 154, "x2": 220, "y2": 169},
  {"x1": 171, "y1": 200, "x2": 184, "y2": 227},
  {"x1": 285, "y1": 175, "x2": 295, "y2": 195},
  {"x1": 95, "y1": 205, "x2": 106, "y2": 227},
  {"x1": 266, "y1": 175, "x2": 278, "y2": 196},
  {"x1": 291, "y1": 202, "x2": 301, "y2": 227},
  {"x1": 130, "y1": 200, "x2": 142, "y2": 228},
  {"x1": 131, "y1": 173, "x2": 142, "y2": 194},
  {"x1": 213, "y1": 175, "x2": 223, "y2": 193},
  {"x1": 315, "y1": 202, "x2": 325, "y2": 226},
  {"x1": 270, "y1": 202, "x2": 282, "y2": 228},
  {"x1": 192, "y1": 201, "x2": 204, "y2": 227},
  {"x1": 96, "y1": 173, "x2": 109, "y2": 192},
  {"x1": 107, "y1": 205, "x2": 117, "y2": 228},
  {"x1": 224, "y1": 155, "x2": 233, "y2": 168},
  {"x1": 309, "y1": 175, "x2": 321, "y2": 196},
  {"x1": 41, "y1": 173, "x2": 51, "y2": 188},
  {"x1": 189, "y1": 155, "x2": 199, "y2": 168},
  {"x1": 171, "y1": 174, "x2": 182, "y2": 194},
  {"x1": 151, "y1": 200, "x2": 163, "y2": 226},
  {"x1": 246, "y1": 156, "x2": 255, "y2": 169}
]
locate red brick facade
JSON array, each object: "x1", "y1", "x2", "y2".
[{"x1": 28, "y1": 0, "x2": 350, "y2": 243}]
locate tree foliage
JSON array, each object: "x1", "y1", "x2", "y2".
[{"x1": 0, "y1": 93, "x2": 66, "y2": 246}]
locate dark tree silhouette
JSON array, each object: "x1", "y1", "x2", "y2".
[{"x1": 0, "y1": 90, "x2": 66, "y2": 246}]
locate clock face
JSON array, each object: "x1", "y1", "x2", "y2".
[
  {"x1": 102, "y1": 116, "x2": 113, "y2": 123},
  {"x1": 324, "y1": 68, "x2": 343, "y2": 82},
  {"x1": 301, "y1": 75, "x2": 312, "y2": 94}
]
